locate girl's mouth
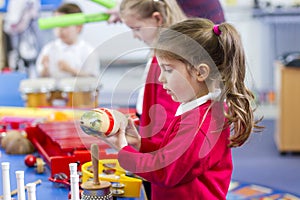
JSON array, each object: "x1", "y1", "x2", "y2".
[{"x1": 166, "y1": 89, "x2": 172, "y2": 95}]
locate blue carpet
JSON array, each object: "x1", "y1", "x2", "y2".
[
  {"x1": 228, "y1": 180, "x2": 300, "y2": 199},
  {"x1": 231, "y1": 119, "x2": 300, "y2": 197}
]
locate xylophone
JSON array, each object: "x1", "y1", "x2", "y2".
[{"x1": 26, "y1": 121, "x2": 117, "y2": 178}]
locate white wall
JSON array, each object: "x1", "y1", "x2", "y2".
[
  {"x1": 219, "y1": 0, "x2": 298, "y2": 8},
  {"x1": 62, "y1": 0, "x2": 295, "y2": 93},
  {"x1": 64, "y1": 0, "x2": 149, "y2": 62},
  {"x1": 223, "y1": 6, "x2": 267, "y2": 92}
]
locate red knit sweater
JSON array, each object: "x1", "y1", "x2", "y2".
[{"x1": 119, "y1": 101, "x2": 232, "y2": 200}]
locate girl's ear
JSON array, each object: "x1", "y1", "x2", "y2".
[
  {"x1": 152, "y1": 11, "x2": 164, "y2": 26},
  {"x1": 195, "y1": 64, "x2": 210, "y2": 81}
]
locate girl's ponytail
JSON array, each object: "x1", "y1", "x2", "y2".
[{"x1": 217, "y1": 23, "x2": 262, "y2": 147}]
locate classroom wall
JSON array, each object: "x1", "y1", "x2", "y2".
[
  {"x1": 40, "y1": 0, "x2": 300, "y2": 98},
  {"x1": 67, "y1": 0, "x2": 267, "y2": 91}
]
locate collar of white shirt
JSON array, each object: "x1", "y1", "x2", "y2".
[
  {"x1": 175, "y1": 89, "x2": 221, "y2": 116},
  {"x1": 57, "y1": 38, "x2": 81, "y2": 49}
]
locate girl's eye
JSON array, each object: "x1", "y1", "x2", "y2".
[
  {"x1": 133, "y1": 27, "x2": 140, "y2": 31},
  {"x1": 163, "y1": 66, "x2": 173, "y2": 73}
]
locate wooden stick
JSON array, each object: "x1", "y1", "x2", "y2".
[
  {"x1": 91, "y1": 143, "x2": 100, "y2": 185},
  {"x1": 0, "y1": 179, "x2": 42, "y2": 199},
  {"x1": 81, "y1": 144, "x2": 111, "y2": 191}
]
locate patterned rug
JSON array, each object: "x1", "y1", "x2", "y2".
[{"x1": 227, "y1": 180, "x2": 300, "y2": 200}]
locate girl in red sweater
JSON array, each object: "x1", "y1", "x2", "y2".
[
  {"x1": 100, "y1": 18, "x2": 262, "y2": 200},
  {"x1": 118, "y1": 0, "x2": 186, "y2": 147}
]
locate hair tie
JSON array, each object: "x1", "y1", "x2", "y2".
[{"x1": 213, "y1": 25, "x2": 221, "y2": 36}]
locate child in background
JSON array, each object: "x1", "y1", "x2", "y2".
[
  {"x1": 99, "y1": 18, "x2": 262, "y2": 199},
  {"x1": 119, "y1": 0, "x2": 186, "y2": 150},
  {"x1": 118, "y1": 2, "x2": 186, "y2": 198},
  {"x1": 36, "y1": 3, "x2": 100, "y2": 79}
]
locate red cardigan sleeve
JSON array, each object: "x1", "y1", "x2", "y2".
[{"x1": 118, "y1": 104, "x2": 230, "y2": 188}]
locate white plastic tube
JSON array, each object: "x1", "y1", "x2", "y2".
[
  {"x1": 69, "y1": 163, "x2": 79, "y2": 200},
  {"x1": 1, "y1": 162, "x2": 11, "y2": 200},
  {"x1": 26, "y1": 183, "x2": 36, "y2": 200},
  {"x1": 15, "y1": 171, "x2": 26, "y2": 200},
  {"x1": 70, "y1": 174, "x2": 80, "y2": 200},
  {"x1": 69, "y1": 163, "x2": 77, "y2": 176}
]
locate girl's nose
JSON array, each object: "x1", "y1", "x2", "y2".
[{"x1": 158, "y1": 71, "x2": 165, "y2": 83}]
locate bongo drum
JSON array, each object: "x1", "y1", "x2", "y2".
[
  {"x1": 19, "y1": 78, "x2": 56, "y2": 107},
  {"x1": 57, "y1": 77, "x2": 100, "y2": 108}
]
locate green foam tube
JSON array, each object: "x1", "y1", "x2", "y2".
[
  {"x1": 38, "y1": 13, "x2": 110, "y2": 30},
  {"x1": 90, "y1": 0, "x2": 116, "y2": 9}
]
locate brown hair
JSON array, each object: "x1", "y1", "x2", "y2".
[
  {"x1": 119, "y1": 0, "x2": 186, "y2": 27},
  {"x1": 55, "y1": 3, "x2": 82, "y2": 14},
  {"x1": 155, "y1": 18, "x2": 263, "y2": 148}
]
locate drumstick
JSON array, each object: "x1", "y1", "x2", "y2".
[{"x1": 0, "y1": 179, "x2": 42, "y2": 199}]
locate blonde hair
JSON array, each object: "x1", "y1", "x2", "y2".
[
  {"x1": 155, "y1": 18, "x2": 263, "y2": 148},
  {"x1": 119, "y1": 0, "x2": 186, "y2": 27}
]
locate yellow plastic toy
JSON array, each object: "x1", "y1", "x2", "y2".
[{"x1": 81, "y1": 159, "x2": 142, "y2": 198}]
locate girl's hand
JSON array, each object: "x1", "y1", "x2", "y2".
[
  {"x1": 99, "y1": 121, "x2": 128, "y2": 151},
  {"x1": 125, "y1": 118, "x2": 141, "y2": 150},
  {"x1": 106, "y1": 8, "x2": 121, "y2": 24}
]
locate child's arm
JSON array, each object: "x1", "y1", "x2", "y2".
[
  {"x1": 118, "y1": 109, "x2": 229, "y2": 187},
  {"x1": 106, "y1": 0, "x2": 122, "y2": 23},
  {"x1": 36, "y1": 43, "x2": 52, "y2": 77},
  {"x1": 57, "y1": 60, "x2": 76, "y2": 75},
  {"x1": 40, "y1": 55, "x2": 50, "y2": 77},
  {"x1": 58, "y1": 60, "x2": 93, "y2": 77},
  {"x1": 119, "y1": 122, "x2": 209, "y2": 187}
]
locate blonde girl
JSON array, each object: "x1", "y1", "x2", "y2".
[
  {"x1": 119, "y1": 0, "x2": 186, "y2": 45},
  {"x1": 119, "y1": 0, "x2": 187, "y2": 148}
]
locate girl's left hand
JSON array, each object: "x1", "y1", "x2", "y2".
[
  {"x1": 125, "y1": 118, "x2": 141, "y2": 150},
  {"x1": 99, "y1": 121, "x2": 128, "y2": 151}
]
